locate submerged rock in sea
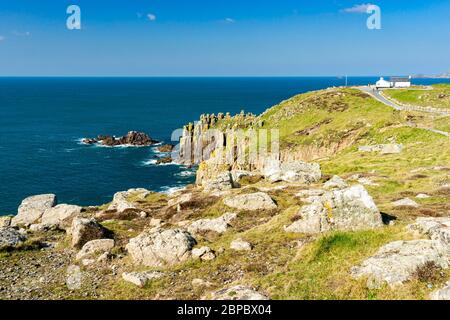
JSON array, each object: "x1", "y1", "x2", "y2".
[{"x1": 82, "y1": 131, "x2": 158, "y2": 147}]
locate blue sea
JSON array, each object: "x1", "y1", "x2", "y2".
[{"x1": 1, "y1": 77, "x2": 449, "y2": 215}]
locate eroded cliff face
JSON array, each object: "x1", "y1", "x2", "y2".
[
  {"x1": 175, "y1": 110, "x2": 353, "y2": 186},
  {"x1": 175, "y1": 112, "x2": 283, "y2": 185}
]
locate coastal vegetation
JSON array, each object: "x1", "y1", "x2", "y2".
[{"x1": 0, "y1": 85, "x2": 449, "y2": 300}]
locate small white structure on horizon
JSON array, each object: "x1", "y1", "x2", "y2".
[
  {"x1": 375, "y1": 76, "x2": 412, "y2": 89},
  {"x1": 375, "y1": 77, "x2": 391, "y2": 88}
]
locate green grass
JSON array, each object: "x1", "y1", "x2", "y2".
[{"x1": 384, "y1": 84, "x2": 450, "y2": 109}]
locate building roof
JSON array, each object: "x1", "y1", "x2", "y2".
[{"x1": 390, "y1": 76, "x2": 411, "y2": 83}]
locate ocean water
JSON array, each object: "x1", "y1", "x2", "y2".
[{"x1": 1, "y1": 77, "x2": 448, "y2": 215}]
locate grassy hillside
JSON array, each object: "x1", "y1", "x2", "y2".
[{"x1": 384, "y1": 84, "x2": 450, "y2": 109}]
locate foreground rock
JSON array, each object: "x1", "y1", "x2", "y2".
[
  {"x1": 264, "y1": 160, "x2": 321, "y2": 183},
  {"x1": 126, "y1": 229, "x2": 196, "y2": 267},
  {"x1": 0, "y1": 227, "x2": 27, "y2": 250},
  {"x1": 70, "y1": 218, "x2": 112, "y2": 249},
  {"x1": 350, "y1": 240, "x2": 449, "y2": 288},
  {"x1": 39, "y1": 204, "x2": 82, "y2": 230},
  {"x1": 285, "y1": 185, "x2": 382, "y2": 234},
  {"x1": 122, "y1": 271, "x2": 164, "y2": 287},
  {"x1": 76, "y1": 239, "x2": 115, "y2": 261},
  {"x1": 12, "y1": 194, "x2": 57, "y2": 227},
  {"x1": 224, "y1": 192, "x2": 277, "y2": 211},
  {"x1": 188, "y1": 213, "x2": 237, "y2": 235},
  {"x1": 430, "y1": 281, "x2": 450, "y2": 300},
  {"x1": 83, "y1": 131, "x2": 158, "y2": 147},
  {"x1": 206, "y1": 285, "x2": 269, "y2": 300},
  {"x1": 108, "y1": 188, "x2": 150, "y2": 213}
]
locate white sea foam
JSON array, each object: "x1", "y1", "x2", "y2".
[
  {"x1": 160, "y1": 186, "x2": 186, "y2": 194},
  {"x1": 176, "y1": 170, "x2": 196, "y2": 177},
  {"x1": 142, "y1": 159, "x2": 158, "y2": 166}
]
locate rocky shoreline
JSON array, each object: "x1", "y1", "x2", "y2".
[
  {"x1": 1, "y1": 87, "x2": 449, "y2": 300},
  {"x1": 82, "y1": 131, "x2": 158, "y2": 147}
]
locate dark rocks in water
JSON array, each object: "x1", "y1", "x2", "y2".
[
  {"x1": 156, "y1": 157, "x2": 172, "y2": 165},
  {"x1": 83, "y1": 131, "x2": 158, "y2": 147},
  {"x1": 82, "y1": 138, "x2": 97, "y2": 145},
  {"x1": 158, "y1": 144, "x2": 175, "y2": 153}
]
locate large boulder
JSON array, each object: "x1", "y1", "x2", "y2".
[
  {"x1": 69, "y1": 218, "x2": 111, "y2": 249},
  {"x1": 224, "y1": 192, "x2": 277, "y2": 211},
  {"x1": 126, "y1": 229, "x2": 196, "y2": 267},
  {"x1": 76, "y1": 239, "x2": 115, "y2": 261},
  {"x1": 40, "y1": 204, "x2": 82, "y2": 230},
  {"x1": 0, "y1": 227, "x2": 27, "y2": 250},
  {"x1": 285, "y1": 185, "x2": 382, "y2": 234},
  {"x1": 12, "y1": 194, "x2": 57, "y2": 227},
  {"x1": 350, "y1": 240, "x2": 449, "y2": 288},
  {"x1": 206, "y1": 285, "x2": 269, "y2": 300},
  {"x1": 108, "y1": 188, "x2": 150, "y2": 213},
  {"x1": 264, "y1": 160, "x2": 321, "y2": 183},
  {"x1": 188, "y1": 213, "x2": 237, "y2": 234}
]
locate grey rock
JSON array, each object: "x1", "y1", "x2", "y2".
[
  {"x1": 40, "y1": 204, "x2": 82, "y2": 230},
  {"x1": 392, "y1": 198, "x2": 420, "y2": 208},
  {"x1": 224, "y1": 192, "x2": 277, "y2": 211},
  {"x1": 207, "y1": 285, "x2": 268, "y2": 300},
  {"x1": 408, "y1": 217, "x2": 450, "y2": 248},
  {"x1": 351, "y1": 240, "x2": 449, "y2": 288},
  {"x1": 75, "y1": 239, "x2": 115, "y2": 261},
  {"x1": 0, "y1": 216, "x2": 12, "y2": 228},
  {"x1": 323, "y1": 175, "x2": 349, "y2": 190},
  {"x1": 188, "y1": 213, "x2": 237, "y2": 234},
  {"x1": 265, "y1": 161, "x2": 321, "y2": 183},
  {"x1": 230, "y1": 239, "x2": 252, "y2": 251},
  {"x1": 358, "y1": 144, "x2": 403, "y2": 154},
  {"x1": 192, "y1": 246, "x2": 216, "y2": 261},
  {"x1": 0, "y1": 227, "x2": 27, "y2": 249},
  {"x1": 70, "y1": 218, "x2": 111, "y2": 249},
  {"x1": 285, "y1": 185, "x2": 382, "y2": 234},
  {"x1": 108, "y1": 188, "x2": 150, "y2": 213},
  {"x1": 416, "y1": 193, "x2": 430, "y2": 199},
  {"x1": 12, "y1": 194, "x2": 57, "y2": 227},
  {"x1": 203, "y1": 172, "x2": 235, "y2": 192},
  {"x1": 430, "y1": 281, "x2": 450, "y2": 300},
  {"x1": 126, "y1": 228, "x2": 196, "y2": 267},
  {"x1": 122, "y1": 271, "x2": 164, "y2": 287}
]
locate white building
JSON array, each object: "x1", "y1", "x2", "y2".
[
  {"x1": 375, "y1": 76, "x2": 411, "y2": 89},
  {"x1": 375, "y1": 77, "x2": 391, "y2": 88},
  {"x1": 390, "y1": 76, "x2": 411, "y2": 88}
]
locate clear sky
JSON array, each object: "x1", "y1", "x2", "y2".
[{"x1": 0, "y1": 0, "x2": 449, "y2": 76}]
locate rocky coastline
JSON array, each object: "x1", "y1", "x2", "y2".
[
  {"x1": 1, "y1": 86, "x2": 449, "y2": 300},
  {"x1": 82, "y1": 131, "x2": 158, "y2": 147}
]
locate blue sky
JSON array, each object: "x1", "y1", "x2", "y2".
[{"x1": 0, "y1": 0, "x2": 449, "y2": 76}]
